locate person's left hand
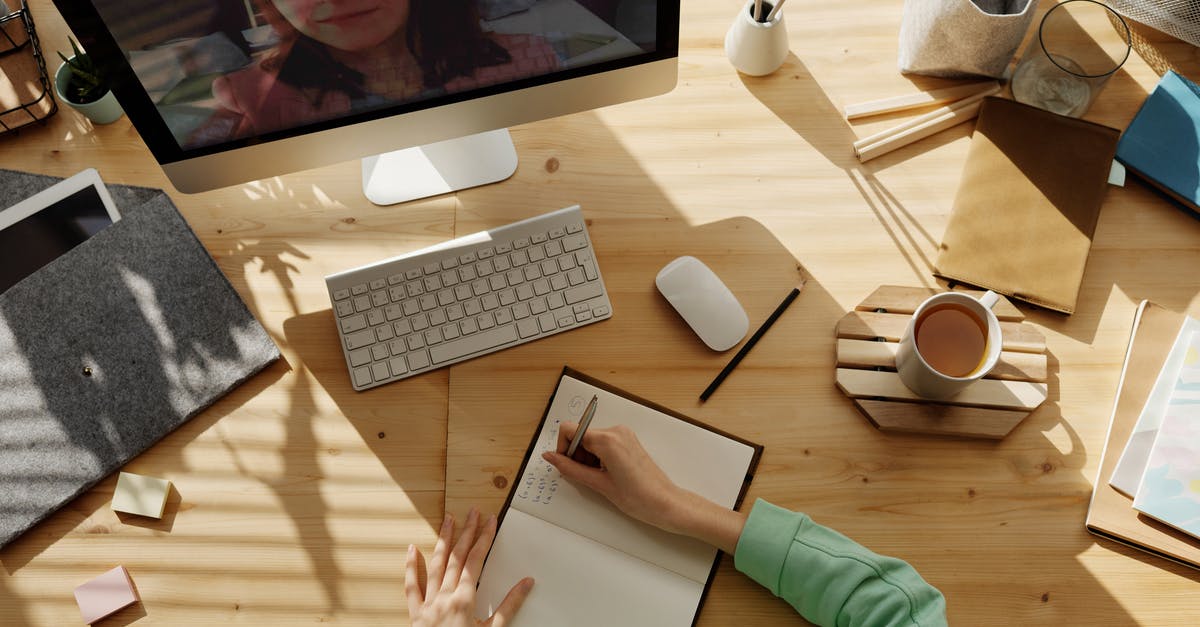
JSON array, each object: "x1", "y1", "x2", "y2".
[{"x1": 406, "y1": 508, "x2": 534, "y2": 627}]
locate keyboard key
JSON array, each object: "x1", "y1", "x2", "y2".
[
  {"x1": 575, "y1": 309, "x2": 593, "y2": 322},
  {"x1": 447, "y1": 305, "x2": 464, "y2": 321},
  {"x1": 425, "y1": 329, "x2": 443, "y2": 345},
  {"x1": 407, "y1": 334, "x2": 426, "y2": 350},
  {"x1": 557, "y1": 312, "x2": 575, "y2": 328},
  {"x1": 482, "y1": 294, "x2": 500, "y2": 310},
  {"x1": 460, "y1": 319, "x2": 478, "y2": 335},
  {"x1": 489, "y1": 275, "x2": 507, "y2": 291},
  {"x1": 385, "y1": 304, "x2": 403, "y2": 321},
  {"x1": 405, "y1": 282, "x2": 424, "y2": 298},
  {"x1": 499, "y1": 289, "x2": 517, "y2": 306},
  {"x1": 506, "y1": 270, "x2": 524, "y2": 286},
  {"x1": 478, "y1": 248, "x2": 494, "y2": 259},
  {"x1": 514, "y1": 237, "x2": 531, "y2": 249},
  {"x1": 583, "y1": 260, "x2": 599, "y2": 281},
  {"x1": 389, "y1": 339, "x2": 407, "y2": 356},
  {"x1": 550, "y1": 274, "x2": 568, "y2": 291},
  {"x1": 372, "y1": 362, "x2": 390, "y2": 382},
  {"x1": 389, "y1": 357, "x2": 408, "y2": 377},
  {"x1": 496, "y1": 243, "x2": 512, "y2": 254},
  {"x1": 367, "y1": 310, "x2": 385, "y2": 326},
  {"x1": 352, "y1": 283, "x2": 369, "y2": 295},
  {"x1": 443, "y1": 324, "x2": 461, "y2": 340},
  {"x1": 558, "y1": 255, "x2": 576, "y2": 271},
  {"x1": 411, "y1": 315, "x2": 429, "y2": 331},
  {"x1": 390, "y1": 286, "x2": 407, "y2": 302},
  {"x1": 565, "y1": 282, "x2": 602, "y2": 304},
  {"x1": 573, "y1": 303, "x2": 590, "y2": 313},
  {"x1": 455, "y1": 285, "x2": 473, "y2": 301},
  {"x1": 354, "y1": 296, "x2": 371, "y2": 312},
  {"x1": 376, "y1": 325, "x2": 395, "y2": 342},
  {"x1": 549, "y1": 227, "x2": 566, "y2": 238},
  {"x1": 475, "y1": 260, "x2": 494, "y2": 277},
  {"x1": 460, "y1": 252, "x2": 477, "y2": 264},
  {"x1": 567, "y1": 223, "x2": 584, "y2": 234},
  {"x1": 341, "y1": 314, "x2": 367, "y2": 334},
  {"x1": 429, "y1": 310, "x2": 448, "y2": 326},
  {"x1": 566, "y1": 269, "x2": 585, "y2": 286},
  {"x1": 513, "y1": 302, "x2": 531, "y2": 319},
  {"x1": 496, "y1": 309, "x2": 514, "y2": 325},
  {"x1": 532, "y1": 232, "x2": 548, "y2": 244},
  {"x1": 517, "y1": 285, "x2": 534, "y2": 301},
  {"x1": 336, "y1": 300, "x2": 356, "y2": 317},
  {"x1": 471, "y1": 279, "x2": 489, "y2": 296},
  {"x1": 528, "y1": 247, "x2": 546, "y2": 263},
  {"x1": 530, "y1": 298, "x2": 548, "y2": 315},
  {"x1": 403, "y1": 300, "x2": 421, "y2": 316},
  {"x1": 424, "y1": 276, "x2": 441, "y2": 291},
  {"x1": 438, "y1": 289, "x2": 455, "y2": 307},
  {"x1": 537, "y1": 313, "x2": 557, "y2": 333},
  {"x1": 533, "y1": 279, "x2": 550, "y2": 296},
  {"x1": 420, "y1": 295, "x2": 438, "y2": 311},
  {"x1": 370, "y1": 278, "x2": 387, "y2": 291},
  {"x1": 465, "y1": 300, "x2": 482, "y2": 316},
  {"x1": 408, "y1": 350, "x2": 431, "y2": 371},
  {"x1": 517, "y1": 318, "x2": 540, "y2": 338},
  {"x1": 354, "y1": 367, "x2": 372, "y2": 387},
  {"x1": 548, "y1": 293, "x2": 566, "y2": 309},
  {"x1": 430, "y1": 325, "x2": 519, "y2": 364},
  {"x1": 545, "y1": 240, "x2": 563, "y2": 256},
  {"x1": 372, "y1": 344, "x2": 389, "y2": 361},
  {"x1": 524, "y1": 266, "x2": 541, "y2": 281},
  {"x1": 493, "y1": 256, "x2": 512, "y2": 272},
  {"x1": 562, "y1": 234, "x2": 587, "y2": 252},
  {"x1": 478, "y1": 313, "x2": 496, "y2": 329},
  {"x1": 394, "y1": 319, "x2": 412, "y2": 336},
  {"x1": 458, "y1": 266, "x2": 475, "y2": 283},
  {"x1": 372, "y1": 291, "x2": 388, "y2": 307},
  {"x1": 349, "y1": 348, "x2": 371, "y2": 367},
  {"x1": 333, "y1": 289, "x2": 350, "y2": 301},
  {"x1": 541, "y1": 260, "x2": 558, "y2": 276},
  {"x1": 406, "y1": 269, "x2": 422, "y2": 280},
  {"x1": 510, "y1": 250, "x2": 529, "y2": 266},
  {"x1": 346, "y1": 329, "x2": 375, "y2": 350},
  {"x1": 388, "y1": 273, "x2": 405, "y2": 285},
  {"x1": 441, "y1": 258, "x2": 459, "y2": 270}
]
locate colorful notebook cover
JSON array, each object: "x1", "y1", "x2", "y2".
[
  {"x1": 1115, "y1": 70, "x2": 1200, "y2": 218},
  {"x1": 1132, "y1": 331, "x2": 1200, "y2": 539}
]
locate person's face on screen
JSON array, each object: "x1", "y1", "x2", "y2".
[{"x1": 271, "y1": 0, "x2": 410, "y2": 52}]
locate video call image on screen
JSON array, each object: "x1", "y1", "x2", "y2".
[{"x1": 92, "y1": 0, "x2": 659, "y2": 151}]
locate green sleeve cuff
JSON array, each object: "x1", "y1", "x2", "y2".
[{"x1": 733, "y1": 498, "x2": 807, "y2": 595}]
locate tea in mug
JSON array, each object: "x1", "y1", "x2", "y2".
[{"x1": 914, "y1": 303, "x2": 988, "y2": 377}]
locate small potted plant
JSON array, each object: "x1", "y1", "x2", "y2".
[{"x1": 54, "y1": 36, "x2": 122, "y2": 124}]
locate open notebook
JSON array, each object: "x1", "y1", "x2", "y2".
[{"x1": 475, "y1": 368, "x2": 763, "y2": 626}]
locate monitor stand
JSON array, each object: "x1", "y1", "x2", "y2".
[{"x1": 361, "y1": 128, "x2": 518, "y2": 206}]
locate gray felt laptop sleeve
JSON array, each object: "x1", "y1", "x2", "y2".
[{"x1": 0, "y1": 169, "x2": 280, "y2": 548}]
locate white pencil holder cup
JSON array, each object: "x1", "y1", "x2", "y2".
[{"x1": 725, "y1": 1, "x2": 789, "y2": 76}]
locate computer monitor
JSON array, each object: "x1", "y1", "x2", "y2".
[{"x1": 52, "y1": 0, "x2": 679, "y2": 204}]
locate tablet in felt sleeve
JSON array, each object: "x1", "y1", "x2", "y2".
[
  {"x1": 0, "y1": 169, "x2": 279, "y2": 548},
  {"x1": 934, "y1": 97, "x2": 1120, "y2": 314}
]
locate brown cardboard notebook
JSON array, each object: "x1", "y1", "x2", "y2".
[
  {"x1": 934, "y1": 97, "x2": 1120, "y2": 314},
  {"x1": 1086, "y1": 301, "x2": 1200, "y2": 570}
]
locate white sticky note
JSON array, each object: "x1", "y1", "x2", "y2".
[
  {"x1": 1108, "y1": 160, "x2": 1126, "y2": 187},
  {"x1": 111, "y1": 472, "x2": 171, "y2": 519}
]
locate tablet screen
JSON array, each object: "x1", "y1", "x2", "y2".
[{"x1": 0, "y1": 185, "x2": 115, "y2": 293}]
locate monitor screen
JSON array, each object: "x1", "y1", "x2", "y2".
[{"x1": 72, "y1": 0, "x2": 672, "y2": 160}]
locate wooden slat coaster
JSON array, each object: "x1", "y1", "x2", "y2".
[{"x1": 835, "y1": 286, "x2": 1050, "y2": 439}]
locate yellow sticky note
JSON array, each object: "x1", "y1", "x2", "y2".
[{"x1": 111, "y1": 472, "x2": 171, "y2": 519}]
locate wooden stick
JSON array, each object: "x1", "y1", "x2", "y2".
[
  {"x1": 843, "y1": 81, "x2": 999, "y2": 120},
  {"x1": 766, "y1": 0, "x2": 787, "y2": 21},
  {"x1": 852, "y1": 83, "x2": 1000, "y2": 151},
  {"x1": 853, "y1": 101, "x2": 982, "y2": 163}
]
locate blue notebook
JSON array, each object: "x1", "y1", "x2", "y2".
[{"x1": 1116, "y1": 71, "x2": 1200, "y2": 217}]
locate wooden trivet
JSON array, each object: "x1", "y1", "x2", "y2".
[{"x1": 835, "y1": 286, "x2": 1049, "y2": 439}]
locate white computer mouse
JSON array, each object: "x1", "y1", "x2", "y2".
[{"x1": 655, "y1": 256, "x2": 749, "y2": 351}]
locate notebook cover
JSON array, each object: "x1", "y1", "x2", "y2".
[
  {"x1": 491, "y1": 366, "x2": 764, "y2": 627},
  {"x1": 1131, "y1": 330, "x2": 1200, "y2": 540},
  {"x1": 0, "y1": 170, "x2": 280, "y2": 549},
  {"x1": 934, "y1": 97, "x2": 1120, "y2": 314},
  {"x1": 1086, "y1": 301, "x2": 1200, "y2": 570},
  {"x1": 1115, "y1": 71, "x2": 1200, "y2": 217}
]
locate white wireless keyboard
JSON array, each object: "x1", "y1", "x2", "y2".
[{"x1": 325, "y1": 205, "x2": 612, "y2": 391}]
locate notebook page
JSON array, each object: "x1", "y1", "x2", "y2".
[
  {"x1": 475, "y1": 508, "x2": 704, "y2": 627},
  {"x1": 510, "y1": 374, "x2": 756, "y2": 584}
]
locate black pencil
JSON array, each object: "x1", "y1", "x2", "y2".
[{"x1": 699, "y1": 282, "x2": 805, "y2": 402}]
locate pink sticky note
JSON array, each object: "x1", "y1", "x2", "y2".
[{"x1": 74, "y1": 566, "x2": 139, "y2": 624}]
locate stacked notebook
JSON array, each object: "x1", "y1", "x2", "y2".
[
  {"x1": 1086, "y1": 302, "x2": 1200, "y2": 569},
  {"x1": 1115, "y1": 70, "x2": 1200, "y2": 219}
]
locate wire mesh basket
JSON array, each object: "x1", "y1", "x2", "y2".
[
  {"x1": 0, "y1": 0, "x2": 57, "y2": 135},
  {"x1": 1106, "y1": 0, "x2": 1200, "y2": 47}
]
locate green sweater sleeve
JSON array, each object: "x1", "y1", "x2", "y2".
[{"x1": 733, "y1": 499, "x2": 947, "y2": 627}]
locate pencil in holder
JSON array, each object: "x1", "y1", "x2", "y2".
[{"x1": 725, "y1": 0, "x2": 789, "y2": 77}]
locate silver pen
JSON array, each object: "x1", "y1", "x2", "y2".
[{"x1": 565, "y1": 395, "x2": 599, "y2": 458}]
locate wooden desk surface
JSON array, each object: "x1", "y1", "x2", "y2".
[{"x1": 3, "y1": 0, "x2": 1199, "y2": 624}]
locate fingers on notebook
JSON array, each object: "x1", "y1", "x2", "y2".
[
  {"x1": 461, "y1": 514, "x2": 498, "y2": 586},
  {"x1": 441, "y1": 508, "x2": 480, "y2": 591},
  {"x1": 485, "y1": 577, "x2": 535, "y2": 627}
]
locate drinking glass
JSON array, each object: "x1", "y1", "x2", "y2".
[{"x1": 1011, "y1": 0, "x2": 1131, "y2": 118}]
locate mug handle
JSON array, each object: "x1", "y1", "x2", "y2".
[{"x1": 978, "y1": 290, "x2": 1000, "y2": 310}]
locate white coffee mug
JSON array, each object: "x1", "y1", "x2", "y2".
[{"x1": 895, "y1": 290, "x2": 1002, "y2": 399}]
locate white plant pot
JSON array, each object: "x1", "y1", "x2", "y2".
[
  {"x1": 725, "y1": 0, "x2": 789, "y2": 76},
  {"x1": 54, "y1": 59, "x2": 123, "y2": 125}
]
